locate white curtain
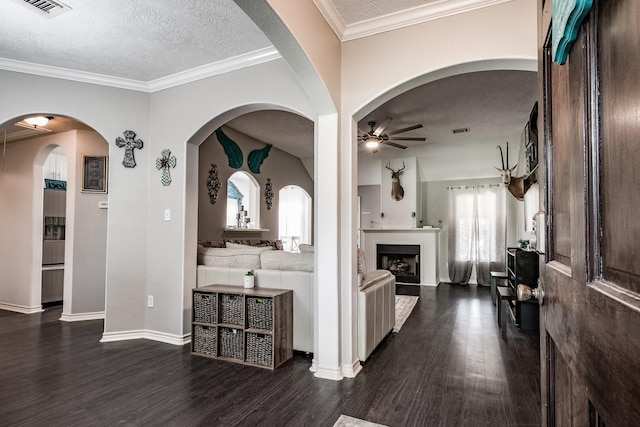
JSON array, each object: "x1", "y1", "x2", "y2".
[{"x1": 448, "y1": 185, "x2": 506, "y2": 285}]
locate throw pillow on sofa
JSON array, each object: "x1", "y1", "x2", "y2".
[{"x1": 197, "y1": 246, "x2": 273, "y2": 268}]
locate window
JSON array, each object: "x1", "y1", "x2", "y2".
[
  {"x1": 226, "y1": 172, "x2": 260, "y2": 228},
  {"x1": 278, "y1": 185, "x2": 311, "y2": 251}
]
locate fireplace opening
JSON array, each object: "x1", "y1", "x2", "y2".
[{"x1": 376, "y1": 244, "x2": 420, "y2": 284}]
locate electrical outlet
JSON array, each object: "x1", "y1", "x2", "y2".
[
  {"x1": 164, "y1": 208, "x2": 171, "y2": 221},
  {"x1": 147, "y1": 295, "x2": 154, "y2": 308}
]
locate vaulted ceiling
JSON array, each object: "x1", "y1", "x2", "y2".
[{"x1": 0, "y1": 0, "x2": 536, "y2": 179}]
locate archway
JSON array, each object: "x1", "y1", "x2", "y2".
[{"x1": 0, "y1": 115, "x2": 109, "y2": 319}]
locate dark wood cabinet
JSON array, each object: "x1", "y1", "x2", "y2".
[{"x1": 506, "y1": 248, "x2": 539, "y2": 331}]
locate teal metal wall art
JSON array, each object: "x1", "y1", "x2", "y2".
[
  {"x1": 248, "y1": 144, "x2": 272, "y2": 174},
  {"x1": 552, "y1": 0, "x2": 593, "y2": 65},
  {"x1": 215, "y1": 128, "x2": 243, "y2": 169}
]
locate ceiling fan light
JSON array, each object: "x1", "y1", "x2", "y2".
[
  {"x1": 24, "y1": 116, "x2": 50, "y2": 127},
  {"x1": 365, "y1": 139, "x2": 379, "y2": 149}
]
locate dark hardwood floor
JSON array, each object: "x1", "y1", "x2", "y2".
[{"x1": 0, "y1": 284, "x2": 540, "y2": 426}]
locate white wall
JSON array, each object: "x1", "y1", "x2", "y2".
[{"x1": 68, "y1": 130, "x2": 109, "y2": 315}]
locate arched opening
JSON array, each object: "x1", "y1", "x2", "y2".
[
  {"x1": 278, "y1": 185, "x2": 311, "y2": 252},
  {"x1": 0, "y1": 114, "x2": 109, "y2": 319}
]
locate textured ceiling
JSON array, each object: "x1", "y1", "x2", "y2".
[
  {"x1": 330, "y1": 0, "x2": 442, "y2": 24},
  {"x1": 0, "y1": 0, "x2": 271, "y2": 81}
]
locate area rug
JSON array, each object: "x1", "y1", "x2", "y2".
[
  {"x1": 333, "y1": 415, "x2": 388, "y2": 427},
  {"x1": 394, "y1": 295, "x2": 419, "y2": 332}
]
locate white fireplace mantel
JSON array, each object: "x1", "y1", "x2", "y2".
[{"x1": 361, "y1": 228, "x2": 441, "y2": 286}]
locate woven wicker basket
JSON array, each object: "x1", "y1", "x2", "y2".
[
  {"x1": 246, "y1": 297, "x2": 273, "y2": 330},
  {"x1": 220, "y1": 294, "x2": 244, "y2": 326},
  {"x1": 219, "y1": 327, "x2": 243, "y2": 360},
  {"x1": 193, "y1": 324, "x2": 217, "y2": 356},
  {"x1": 245, "y1": 332, "x2": 273, "y2": 366},
  {"x1": 193, "y1": 292, "x2": 217, "y2": 323}
]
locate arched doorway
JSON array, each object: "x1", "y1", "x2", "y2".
[{"x1": 0, "y1": 115, "x2": 109, "y2": 319}]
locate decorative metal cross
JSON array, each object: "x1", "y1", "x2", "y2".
[
  {"x1": 155, "y1": 149, "x2": 177, "y2": 186},
  {"x1": 115, "y1": 130, "x2": 143, "y2": 168}
]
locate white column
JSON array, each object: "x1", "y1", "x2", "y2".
[{"x1": 313, "y1": 113, "x2": 342, "y2": 380}]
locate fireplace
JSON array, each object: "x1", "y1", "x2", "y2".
[{"x1": 376, "y1": 244, "x2": 420, "y2": 284}]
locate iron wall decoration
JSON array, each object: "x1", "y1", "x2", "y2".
[
  {"x1": 265, "y1": 178, "x2": 274, "y2": 210},
  {"x1": 156, "y1": 149, "x2": 177, "y2": 186},
  {"x1": 115, "y1": 130, "x2": 143, "y2": 168},
  {"x1": 248, "y1": 144, "x2": 272, "y2": 174},
  {"x1": 215, "y1": 128, "x2": 242, "y2": 169},
  {"x1": 207, "y1": 163, "x2": 222, "y2": 204}
]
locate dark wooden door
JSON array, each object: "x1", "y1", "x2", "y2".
[{"x1": 538, "y1": 0, "x2": 640, "y2": 425}]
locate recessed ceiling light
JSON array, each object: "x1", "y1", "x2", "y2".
[{"x1": 24, "y1": 116, "x2": 50, "y2": 127}]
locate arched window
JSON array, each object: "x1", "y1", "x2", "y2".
[
  {"x1": 278, "y1": 185, "x2": 311, "y2": 251},
  {"x1": 226, "y1": 172, "x2": 260, "y2": 228}
]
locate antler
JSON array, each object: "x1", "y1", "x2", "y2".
[
  {"x1": 386, "y1": 161, "x2": 406, "y2": 173},
  {"x1": 497, "y1": 145, "x2": 505, "y2": 170}
]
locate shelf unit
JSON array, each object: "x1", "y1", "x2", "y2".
[
  {"x1": 506, "y1": 248, "x2": 540, "y2": 331},
  {"x1": 192, "y1": 284, "x2": 293, "y2": 369}
]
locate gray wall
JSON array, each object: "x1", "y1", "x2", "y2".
[{"x1": 198, "y1": 125, "x2": 313, "y2": 241}]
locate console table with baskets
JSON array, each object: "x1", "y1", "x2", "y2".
[{"x1": 192, "y1": 284, "x2": 293, "y2": 369}]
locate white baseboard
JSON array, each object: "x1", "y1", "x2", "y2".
[
  {"x1": 0, "y1": 302, "x2": 43, "y2": 314},
  {"x1": 60, "y1": 311, "x2": 105, "y2": 322},
  {"x1": 314, "y1": 365, "x2": 343, "y2": 381},
  {"x1": 101, "y1": 329, "x2": 190, "y2": 346},
  {"x1": 342, "y1": 360, "x2": 363, "y2": 378},
  {"x1": 309, "y1": 359, "x2": 319, "y2": 373}
]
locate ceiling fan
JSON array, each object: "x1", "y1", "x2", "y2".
[{"x1": 358, "y1": 117, "x2": 425, "y2": 153}]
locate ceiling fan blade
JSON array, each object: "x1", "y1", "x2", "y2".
[
  {"x1": 388, "y1": 137, "x2": 427, "y2": 141},
  {"x1": 382, "y1": 141, "x2": 407, "y2": 149},
  {"x1": 385, "y1": 124, "x2": 423, "y2": 136},
  {"x1": 373, "y1": 117, "x2": 392, "y2": 136}
]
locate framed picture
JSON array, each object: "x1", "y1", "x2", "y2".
[{"x1": 82, "y1": 154, "x2": 108, "y2": 193}]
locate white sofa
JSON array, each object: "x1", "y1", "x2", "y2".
[
  {"x1": 196, "y1": 243, "x2": 314, "y2": 353},
  {"x1": 357, "y1": 249, "x2": 396, "y2": 362}
]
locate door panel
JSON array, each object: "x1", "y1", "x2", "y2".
[
  {"x1": 539, "y1": 0, "x2": 640, "y2": 426},
  {"x1": 599, "y1": 0, "x2": 640, "y2": 293}
]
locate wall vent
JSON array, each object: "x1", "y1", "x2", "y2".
[
  {"x1": 10, "y1": 0, "x2": 72, "y2": 18},
  {"x1": 452, "y1": 127, "x2": 470, "y2": 134}
]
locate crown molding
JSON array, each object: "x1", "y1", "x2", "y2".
[
  {"x1": 0, "y1": 47, "x2": 281, "y2": 93},
  {"x1": 147, "y1": 47, "x2": 281, "y2": 92},
  {"x1": 315, "y1": 0, "x2": 514, "y2": 42}
]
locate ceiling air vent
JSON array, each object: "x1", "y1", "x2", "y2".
[
  {"x1": 452, "y1": 127, "x2": 470, "y2": 134},
  {"x1": 10, "y1": 0, "x2": 71, "y2": 18}
]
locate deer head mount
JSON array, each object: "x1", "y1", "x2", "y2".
[
  {"x1": 386, "y1": 161, "x2": 405, "y2": 201},
  {"x1": 496, "y1": 142, "x2": 531, "y2": 201}
]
